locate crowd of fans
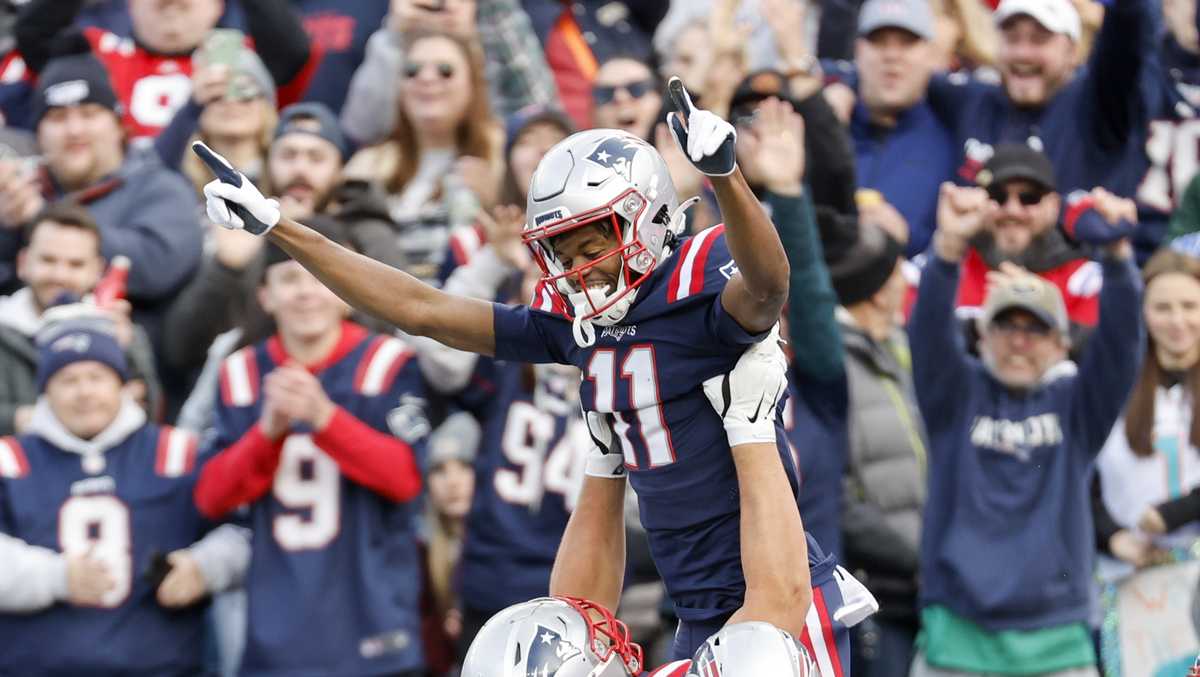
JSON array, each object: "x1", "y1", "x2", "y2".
[{"x1": 0, "y1": 0, "x2": 1198, "y2": 675}]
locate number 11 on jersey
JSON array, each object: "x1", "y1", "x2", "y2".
[{"x1": 586, "y1": 345, "x2": 677, "y2": 469}]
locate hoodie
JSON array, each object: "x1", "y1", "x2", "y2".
[
  {"x1": 909, "y1": 253, "x2": 1143, "y2": 631},
  {"x1": 0, "y1": 396, "x2": 248, "y2": 675}
]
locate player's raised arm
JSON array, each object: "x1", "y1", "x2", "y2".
[
  {"x1": 193, "y1": 143, "x2": 497, "y2": 356},
  {"x1": 666, "y1": 78, "x2": 790, "y2": 333}
]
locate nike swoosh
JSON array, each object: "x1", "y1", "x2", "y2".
[{"x1": 747, "y1": 395, "x2": 764, "y2": 423}]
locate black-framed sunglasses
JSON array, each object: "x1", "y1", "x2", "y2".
[
  {"x1": 404, "y1": 61, "x2": 456, "y2": 80},
  {"x1": 592, "y1": 79, "x2": 655, "y2": 106},
  {"x1": 987, "y1": 185, "x2": 1047, "y2": 207}
]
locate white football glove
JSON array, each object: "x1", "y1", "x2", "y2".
[
  {"x1": 195, "y1": 142, "x2": 281, "y2": 235},
  {"x1": 666, "y1": 77, "x2": 737, "y2": 177},
  {"x1": 582, "y1": 409, "x2": 626, "y2": 479},
  {"x1": 703, "y1": 325, "x2": 788, "y2": 447}
]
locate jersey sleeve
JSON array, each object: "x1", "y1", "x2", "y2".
[
  {"x1": 492, "y1": 303, "x2": 572, "y2": 365},
  {"x1": 311, "y1": 338, "x2": 427, "y2": 501},
  {"x1": 667, "y1": 226, "x2": 770, "y2": 347}
]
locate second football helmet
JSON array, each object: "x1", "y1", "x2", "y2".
[
  {"x1": 461, "y1": 596, "x2": 643, "y2": 677},
  {"x1": 687, "y1": 622, "x2": 819, "y2": 677}
]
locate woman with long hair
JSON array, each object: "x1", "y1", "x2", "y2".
[
  {"x1": 344, "y1": 30, "x2": 503, "y2": 285},
  {"x1": 1097, "y1": 249, "x2": 1200, "y2": 553}
]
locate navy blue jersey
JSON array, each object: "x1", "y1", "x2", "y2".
[
  {"x1": 457, "y1": 358, "x2": 588, "y2": 613},
  {"x1": 0, "y1": 426, "x2": 210, "y2": 676},
  {"x1": 494, "y1": 225, "x2": 834, "y2": 623},
  {"x1": 208, "y1": 325, "x2": 430, "y2": 676}
]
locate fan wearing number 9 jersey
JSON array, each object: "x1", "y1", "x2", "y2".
[
  {"x1": 0, "y1": 314, "x2": 247, "y2": 676},
  {"x1": 193, "y1": 273, "x2": 432, "y2": 676}
]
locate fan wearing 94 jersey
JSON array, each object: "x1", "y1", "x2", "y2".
[
  {"x1": 196, "y1": 77, "x2": 833, "y2": 662},
  {"x1": 193, "y1": 246, "x2": 430, "y2": 677}
]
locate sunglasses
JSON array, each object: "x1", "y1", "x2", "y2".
[
  {"x1": 404, "y1": 61, "x2": 456, "y2": 80},
  {"x1": 990, "y1": 315, "x2": 1053, "y2": 337},
  {"x1": 592, "y1": 79, "x2": 655, "y2": 106},
  {"x1": 987, "y1": 185, "x2": 1047, "y2": 207}
]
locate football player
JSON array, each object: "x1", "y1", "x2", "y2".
[
  {"x1": 196, "y1": 78, "x2": 846, "y2": 661},
  {"x1": 459, "y1": 335, "x2": 823, "y2": 676}
]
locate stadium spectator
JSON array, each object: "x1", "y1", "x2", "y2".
[
  {"x1": 921, "y1": 0, "x2": 1152, "y2": 199},
  {"x1": 341, "y1": 0, "x2": 556, "y2": 146},
  {"x1": 1096, "y1": 249, "x2": 1200, "y2": 562},
  {"x1": 0, "y1": 53, "x2": 203, "y2": 346},
  {"x1": 843, "y1": 0, "x2": 956, "y2": 257},
  {"x1": 1131, "y1": 0, "x2": 1200, "y2": 257},
  {"x1": 522, "y1": 0, "x2": 667, "y2": 126},
  {"x1": 0, "y1": 310, "x2": 249, "y2": 675},
  {"x1": 826, "y1": 220, "x2": 928, "y2": 676},
  {"x1": 344, "y1": 31, "x2": 503, "y2": 285},
  {"x1": 590, "y1": 55, "x2": 661, "y2": 141},
  {"x1": 908, "y1": 183, "x2": 1142, "y2": 676},
  {"x1": 727, "y1": 72, "x2": 857, "y2": 220},
  {"x1": 290, "y1": 0, "x2": 389, "y2": 113},
  {"x1": 953, "y1": 144, "x2": 1100, "y2": 344},
  {"x1": 0, "y1": 203, "x2": 162, "y2": 435},
  {"x1": 420, "y1": 412, "x2": 479, "y2": 675},
  {"x1": 15, "y1": 0, "x2": 316, "y2": 139},
  {"x1": 152, "y1": 48, "x2": 278, "y2": 195},
  {"x1": 192, "y1": 234, "x2": 431, "y2": 676}
]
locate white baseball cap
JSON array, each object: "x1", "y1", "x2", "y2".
[{"x1": 994, "y1": 0, "x2": 1081, "y2": 41}]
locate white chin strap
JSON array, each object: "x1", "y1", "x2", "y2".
[{"x1": 569, "y1": 285, "x2": 633, "y2": 348}]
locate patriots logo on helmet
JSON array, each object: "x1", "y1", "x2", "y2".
[
  {"x1": 523, "y1": 625, "x2": 582, "y2": 676},
  {"x1": 586, "y1": 136, "x2": 646, "y2": 182}
]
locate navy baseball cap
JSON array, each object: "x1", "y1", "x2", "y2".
[{"x1": 274, "y1": 102, "x2": 349, "y2": 161}]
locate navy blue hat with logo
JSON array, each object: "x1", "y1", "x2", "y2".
[
  {"x1": 31, "y1": 53, "x2": 121, "y2": 127},
  {"x1": 35, "y1": 309, "x2": 127, "y2": 393},
  {"x1": 274, "y1": 102, "x2": 350, "y2": 160}
]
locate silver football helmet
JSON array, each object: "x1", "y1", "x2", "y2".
[
  {"x1": 522, "y1": 129, "x2": 690, "y2": 346},
  {"x1": 461, "y1": 596, "x2": 644, "y2": 677},
  {"x1": 687, "y1": 622, "x2": 819, "y2": 677}
]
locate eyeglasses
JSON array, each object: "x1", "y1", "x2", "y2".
[
  {"x1": 404, "y1": 61, "x2": 456, "y2": 80},
  {"x1": 592, "y1": 79, "x2": 655, "y2": 106},
  {"x1": 987, "y1": 185, "x2": 1047, "y2": 207},
  {"x1": 990, "y1": 315, "x2": 1054, "y2": 337}
]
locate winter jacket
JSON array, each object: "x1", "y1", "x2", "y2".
[
  {"x1": 910, "y1": 254, "x2": 1143, "y2": 632},
  {"x1": 0, "y1": 288, "x2": 163, "y2": 435},
  {"x1": 839, "y1": 313, "x2": 927, "y2": 623}
]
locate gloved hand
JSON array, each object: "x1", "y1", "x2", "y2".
[
  {"x1": 666, "y1": 77, "x2": 738, "y2": 177},
  {"x1": 703, "y1": 325, "x2": 788, "y2": 447},
  {"x1": 583, "y1": 409, "x2": 627, "y2": 479},
  {"x1": 194, "y1": 142, "x2": 281, "y2": 235}
]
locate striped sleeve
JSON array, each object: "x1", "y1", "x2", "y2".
[
  {"x1": 667, "y1": 224, "x2": 727, "y2": 304},
  {"x1": 219, "y1": 347, "x2": 260, "y2": 408}
]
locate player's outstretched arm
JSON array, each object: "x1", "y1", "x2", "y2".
[
  {"x1": 548, "y1": 413, "x2": 628, "y2": 611},
  {"x1": 194, "y1": 143, "x2": 497, "y2": 356},
  {"x1": 666, "y1": 78, "x2": 789, "y2": 334},
  {"x1": 704, "y1": 329, "x2": 811, "y2": 638},
  {"x1": 269, "y1": 218, "x2": 497, "y2": 355}
]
